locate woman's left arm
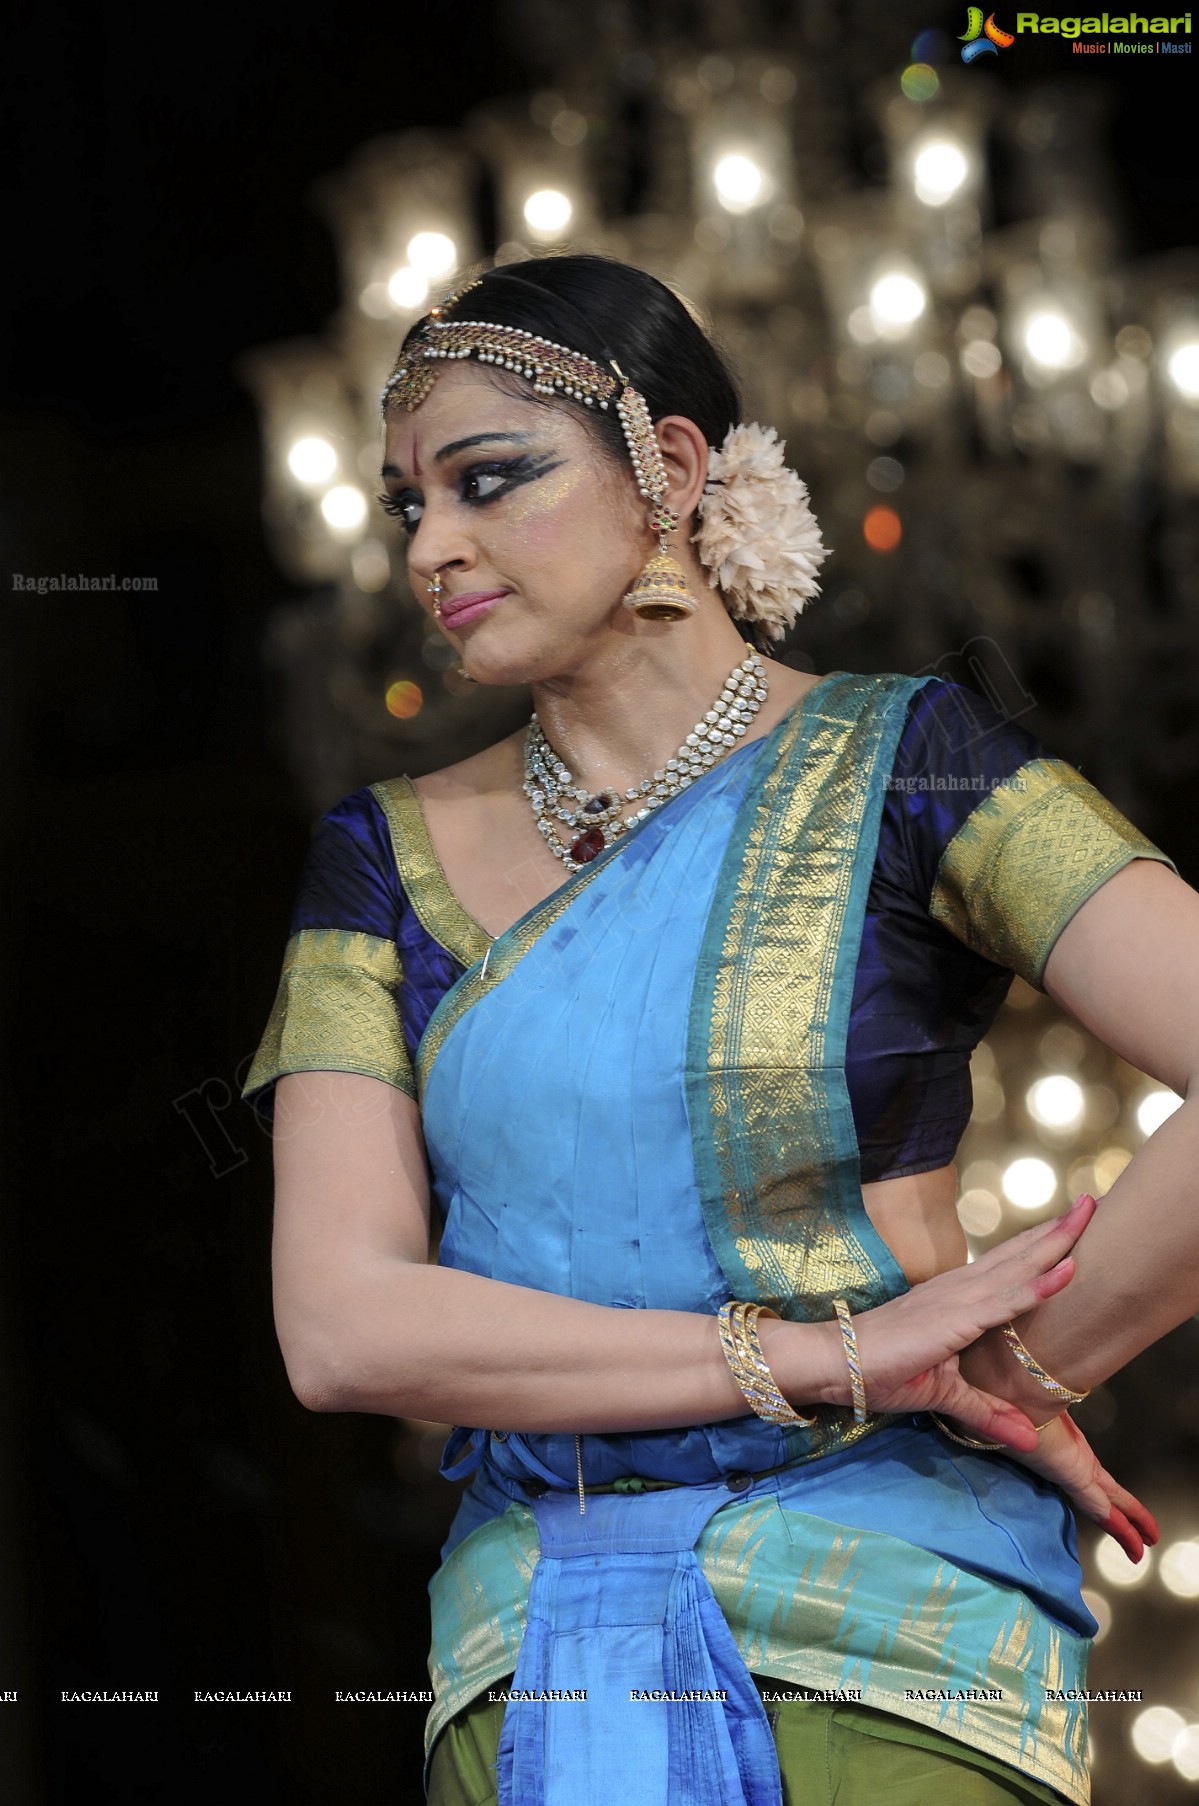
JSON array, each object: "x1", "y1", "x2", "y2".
[
  {"x1": 953, "y1": 857, "x2": 1199, "y2": 1554},
  {"x1": 962, "y1": 856, "x2": 1199, "y2": 1396}
]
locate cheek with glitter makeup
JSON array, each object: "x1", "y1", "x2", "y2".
[{"x1": 501, "y1": 460, "x2": 589, "y2": 536}]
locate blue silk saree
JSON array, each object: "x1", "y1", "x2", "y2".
[{"x1": 244, "y1": 671, "x2": 1177, "y2": 1806}]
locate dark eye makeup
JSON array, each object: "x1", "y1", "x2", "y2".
[{"x1": 377, "y1": 453, "x2": 564, "y2": 534}]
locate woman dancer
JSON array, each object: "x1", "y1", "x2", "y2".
[{"x1": 243, "y1": 254, "x2": 1197, "y2": 1806}]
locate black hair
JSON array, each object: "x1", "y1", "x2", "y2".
[{"x1": 398, "y1": 253, "x2": 741, "y2": 461}]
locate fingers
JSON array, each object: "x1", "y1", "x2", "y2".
[
  {"x1": 1054, "y1": 1419, "x2": 1158, "y2": 1560},
  {"x1": 1031, "y1": 1254, "x2": 1076, "y2": 1301},
  {"x1": 934, "y1": 1374, "x2": 1040, "y2": 1452},
  {"x1": 966, "y1": 1193, "x2": 1095, "y2": 1294},
  {"x1": 1101, "y1": 1506, "x2": 1145, "y2": 1565},
  {"x1": 1094, "y1": 1466, "x2": 1160, "y2": 1547}
]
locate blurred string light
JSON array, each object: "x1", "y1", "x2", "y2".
[
  {"x1": 1027, "y1": 1074, "x2": 1085, "y2": 1130},
  {"x1": 1002, "y1": 1156, "x2": 1056, "y2": 1211},
  {"x1": 320, "y1": 485, "x2": 368, "y2": 532},
  {"x1": 1136, "y1": 1087, "x2": 1183, "y2": 1137},
  {"x1": 912, "y1": 140, "x2": 969, "y2": 206},
  {"x1": 523, "y1": 188, "x2": 573, "y2": 238},
  {"x1": 287, "y1": 436, "x2": 338, "y2": 486}
]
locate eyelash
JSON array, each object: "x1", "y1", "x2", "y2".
[{"x1": 377, "y1": 458, "x2": 535, "y2": 534}]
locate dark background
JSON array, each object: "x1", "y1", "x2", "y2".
[{"x1": 2, "y1": 3, "x2": 1194, "y2": 1802}]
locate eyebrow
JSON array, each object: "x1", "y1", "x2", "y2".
[{"x1": 381, "y1": 431, "x2": 535, "y2": 480}]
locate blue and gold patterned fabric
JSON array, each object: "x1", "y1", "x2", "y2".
[{"x1": 242, "y1": 673, "x2": 1176, "y2": 1806}]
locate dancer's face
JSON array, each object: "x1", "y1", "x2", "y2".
[{"x1": 381, "y1": 364, "x2": 648, "y2": 686}]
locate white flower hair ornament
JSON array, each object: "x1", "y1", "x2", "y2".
[{"x1": 692, "y1": 423, "x2": 831, "y2": 642}]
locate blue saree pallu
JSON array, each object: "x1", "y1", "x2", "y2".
[{"x1": 413, "y1": 677, "x2": 1103, "y2": 1806}]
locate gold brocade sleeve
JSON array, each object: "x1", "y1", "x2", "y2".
[
  {"x1": 929, "y1": 757, "x2": 1178, "y2": 990},
  {"x1": 241, "y1": 926, "x2": 415, "y2": 1115}
]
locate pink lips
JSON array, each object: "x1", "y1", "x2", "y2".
[{"x1": 440, "y1": 588, "x2": 510, "y2": 629}]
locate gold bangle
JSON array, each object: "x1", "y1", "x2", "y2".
[
  {"x1": 930, "y1": 1413, "x2": 1005, "y2": 1450},
  {"x1": 1000, "y1": 1324, "x2": 1089, "y2": 1405},
  {"x1": 831, "y1": 1298, "x2": 868, "y2": 1424},
  {"x1": 717, "y1": 1301, "x2": 817, "y2": 1427}
]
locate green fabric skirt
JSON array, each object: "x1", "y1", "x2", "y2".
[{"x1": 426, "y1": 1679, "x2": 1069, "y2": 1806}]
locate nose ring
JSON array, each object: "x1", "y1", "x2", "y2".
[{"x1": 427, "y1": 571, "x2": 443, "y2": 617}]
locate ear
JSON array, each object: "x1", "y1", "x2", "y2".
[{"x1": 653, "y1": 414, "x2": 710, "y2": 519}]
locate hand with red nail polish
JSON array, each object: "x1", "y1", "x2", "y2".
[
  {"x1": 999, "y1": 1411, "x2": 1159, "y2": 1562},
  {"x1": 847, "y1": 1191, "x2": 1099, "y2": 1442}
]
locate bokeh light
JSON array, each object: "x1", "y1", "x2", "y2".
[
  {"x1": 713, "y1": 153, "x2": 766, "y2": 212},
  {"x1": 957, "y1": 1188, "x2": 1002, "y2": 1236},
  {"x1": 320, "y1": 485, "x2": 368, "y2": 532},
  {"x1": 1131, "y1": 1705, "x2": 1185, "y2": 1762},
  {"x1": 388, "y1": 266, "x2": 430, "y2": 310},
  {"x1": 407, "y1": 231, "x2": 457, "y2": 277},
  {"x1": 1095, "y1": 1535, "x2": 1153, "y2": 1590},
  {"x1": 1024, "y1": 310, "x2": 1085, "y2": 371},
  {"x1": 900, "y1": 63, "x2": 940, "y2": 103},
  {"x1": 870, "y1": 272, "x2": 926, "y2": 328},
  {"x1": 1002, "y1": 1156, "x2": 1057, "y2": 1211},
  {"x1": 1080, "y1": 1588, "x2": 1111, "y2": 1643},
  {"x1": 961, "y1": 340, "x2": 1003, "y2": 377},
  {"x1": 863, "y1": 505, "x2": 902, "y2": 552},
  {"x1": 287, "y1": 436, "x2": 337, "y2": 486},
  {"x1": 523, "y1": 189, "x2": 573, "y2": 236},
  {"x1": 1027, "y1": 1074, "x2": 1085, "y2": 1129},
  {"x1": 1136, "y1": 1088, "x2": 1182, "y2": 1137},
  {"x1": 913, "y1": 140, "x2": 969, "y2": 206},
  {"x1": 1166, "y1": 341, "x2": 1199, "y2": 400},
  {"x1": 1093, "y1": 1146, "x2": 1132, "y2": 1190},
  {"x1": 352, "y1": 544, "x2": 390, "y2": 593},
  {"x1": 1172, "y1": 1724, "x2": 1199, "y2": 1781},
  {"x1": 1160, "y1": 1541, "x2": 1199, "y2": 1598},
  {"x1": 385, "y1": 679, "x2": 423, "y2": 720}
]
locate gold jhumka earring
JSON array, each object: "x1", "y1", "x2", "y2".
[{"x1": 612, "y1": 364, "x2": 698, "y2": 623}]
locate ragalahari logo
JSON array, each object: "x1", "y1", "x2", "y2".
[{"x1": 960, "y1": 7, "x2": 1017, "y2": 56}]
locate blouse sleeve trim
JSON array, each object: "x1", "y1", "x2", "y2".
[
  {"x1": 929, "y1": 757, "x2": 1178, "y2": 990},
  {"x1": 370, "y1": 777, "x2": 493, "y2": 971},
  {"x1": 240, "y1": 926, "x2": 416, "y2": 1110}
]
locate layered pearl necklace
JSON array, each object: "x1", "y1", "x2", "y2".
[{"x1": 523, "y1": 645, "x2": 769, "y2": 873}]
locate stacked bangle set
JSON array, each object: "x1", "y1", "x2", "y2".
[
  {"x1": 716, "y1": 1301, "x2": 1087, "y2": 1449},
  {"x1": 717, "y1": 1296, "x2": 868, "y2": 1429}
]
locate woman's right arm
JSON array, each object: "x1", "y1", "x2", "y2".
[{"x1": 269, "y1": 1068, "x2": 1092, "y2": 1444}]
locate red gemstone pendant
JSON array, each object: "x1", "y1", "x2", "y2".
[{"x1": 570, "y1": 827, "x2": 606, "y2": 863}]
